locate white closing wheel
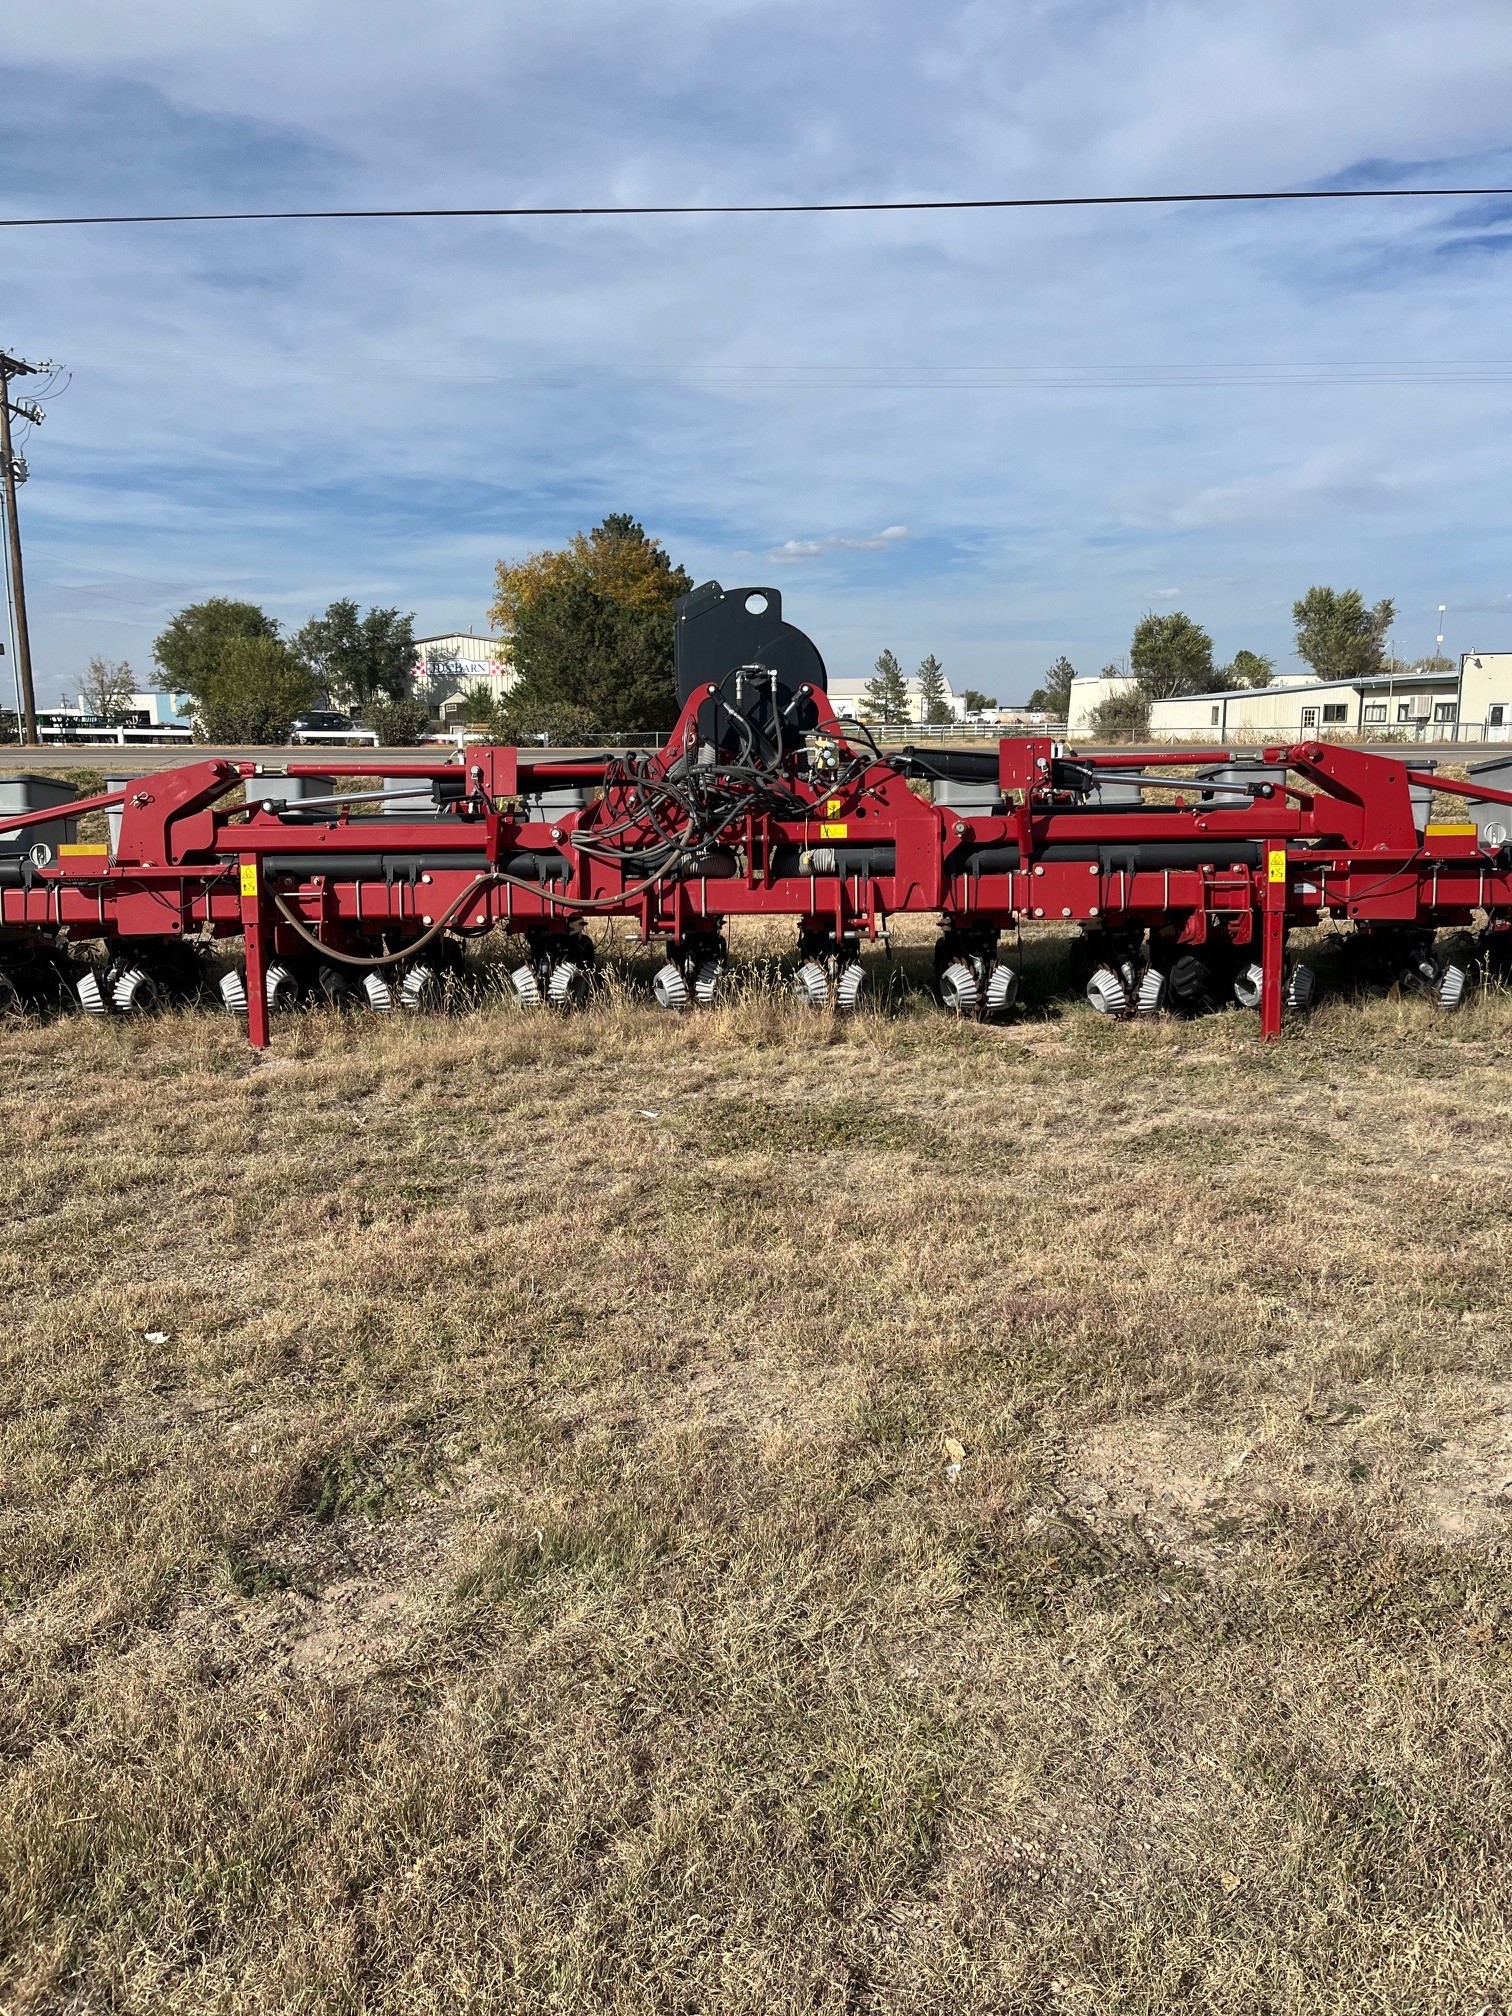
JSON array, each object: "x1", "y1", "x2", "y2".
[
  {"x1": 399, "y1": 963, "x2": 438, "y2": 1011},
  {"x1": 1135, "y1": 967, "x2": 1166, "y2": 1018},
  {"x1": 794, "y1": 958, "x2": 831, "y2": 1008},
  {"x1": 111, "y1": 966, "x2": 160, "y2": 1015},
  {"x1": 652, "y1": 961, "x2": 691, "y2": 1010},
  {"x1": 1285, "y1": 963, "x2": 1317, "y2": 1012},
  {"x1": 692, "y1": 959, "x2": 725, "y2": 1007},
  {"x1": 939, "y1": 960, "x2": 979, "y2": 1014},
  {"x1": 983, "y1": 963, "x2": 1019, "y2": 1017},
  {"x1": 1233, "y1": 963, "x2": 1264, "y2": 1011},
  {"x1": 1435, "y1": 963, "x2": 1468, "y2": 1011},
  {"x1": 546, "y1": 960, "x2": 589, "y2": 1009},
  {"x1": 508, "y1": 963, "x2": 543, "y2": 1008},
  {"x1": 835, "y1": 960, "x2": 868, "y2": 1012},
  {"x1": 363, "y1": 971, "x2": 395, "y2": 1012},
  {"x1": 1085, "y1": 967, "x2": 1129, "y2": 1016},
  {"x1": 218, "y1": 969, "x2": 248, "y2": 1016},
  {"x1": 265, "y1": 962, "x2": 302, "y2": 1012}
]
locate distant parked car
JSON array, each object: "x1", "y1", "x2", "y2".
[{"x1": 288, "y1": 711, "x2": 380, "y2": 748}]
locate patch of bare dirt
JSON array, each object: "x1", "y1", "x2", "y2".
[
  {"x1": 1062, "y1": 1416, "x2": 1257, "y2": 1563},
  {"x1": 672, "y1": 1354, "x2": 856, "y2": 1438},
  {"x1": 1415, "y1": 1380, "x2": 1512, "y2": 1542},
  {"x1": 1064, "y1": 1380, "x2": 1512, "y2": 1561}
]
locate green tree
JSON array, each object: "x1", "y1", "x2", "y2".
[
  {"x1": 365, "y1": 695, "x2": 431, "y2": 746},
  {"x1": 1221, "y1": 649, "x2": 1274, "y2": 689},
  {"x1": 1292, "y1": 587, "x2": 1394, "y2": 681},
  {"x1": 1088, "y1": 686, "x2": 1151, "y2": 740},
  {"x1": 460, "y1": 684, "x2": 505, "y2": 729},
  {"x1": 294, "y1": 600, "x2": 416, "y2": 711},
  {"x1": 961, "y1": 688, "x2": 997, "y2": 715},
  {"x1": 916, "y1": 652, "x2": 951, "y2": 725},
  {"x1": 195, "y1": 635, "x2": 315, "y2": 745},
  {"x1": 152, "y1": 598, "x2": 280, "y2": 704},
  {"x1": 1131, "y1": 611, "x2": 1220, "y2": 698},
  {"x1": 863, "y1": 648, "x2": 910, "y2": 724},
  {"x1": 491, "y1": 515, "x2": 691, "y2": 738},
  {"x1": 1026, "y1": 654, "x2": 1076, "y2": 715}
]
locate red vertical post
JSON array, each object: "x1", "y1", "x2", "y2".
[
  {"x1": 1260, "y1": 846, "x2": 1286, "y2": 1042},
  {"x1": 239, "y1": 853, "x2": 270, "y2": 1051}
]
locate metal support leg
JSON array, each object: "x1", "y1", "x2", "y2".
[
  {"x1": 1260, "y1": 848, "x2": 1286, "y2": 1042},
  {"x1": 239, "y1": 855, "x2": 270, "y2": 1051}
]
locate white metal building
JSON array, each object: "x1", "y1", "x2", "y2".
[
  {"x1": 37, "y1": 691, "x2": 194, "y2": 745},
  {"x1": 827, "y1": 670, "x2": 971, "y2": 725}
]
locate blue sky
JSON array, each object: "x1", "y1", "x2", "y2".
[{"x1": 3, "y1": 0, "x2": 1512, "y2": 704}]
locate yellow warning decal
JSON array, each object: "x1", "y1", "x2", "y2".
[
  {"x1": 1267, "y1": 848, "x2": 1287, "y2": 883},
  {"x1": 826, "y1": 797, "x2": 843, "y2": 816},
  {"x1": 819, "y1": 822, "x2": 848, "y2": 840},
  {"x1": 59, "y1": 843, "x2": 109, "y2": 858},
  {"x1": 1425, "y1": 822, "x2": 1479, "y2": 838},
  {"x1": 239, "y1": 862, "x2": 260, "y2": 897}
]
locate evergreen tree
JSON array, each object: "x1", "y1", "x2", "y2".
[
  {"x1": 916, "y1": 653, "x2": 951, "y2": 725},
  {"x1": 1026, "y1": 655, "x2": 1076, "y2": 715},
  {"x1": 862, "y1": 648, "x2": 910, "y2": 724}
]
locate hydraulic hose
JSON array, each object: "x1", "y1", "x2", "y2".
[
  {"x1": 267, "y1": 838, "x2": 724, "y2": 967},
  {"x1": 271, "y1": 874, "x2": 503, "y2": 967}
]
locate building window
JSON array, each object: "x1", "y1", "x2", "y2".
[
  {"x1": 1322, "y1": 704, "x2": 1349, "y2": 724},
  {"x1": 1491, "y1": 704, "x2": 1506, "y2": 728},
  {"x1": 1301, "y1": 707, "x2": 1318, "y2": 729},
  {"x1": 1398, "y1": 702, "x2": 1413, "y2": 722},
  {"x1": 1210, "y1": 705, "x2": 1221, "y2": 726},
  {"x1": 1433, "y1": 702, "x2": 1458, "y2": 724},
  {"x1": 1363, "y1": 703, "x2": 1387, "y2": 722}
]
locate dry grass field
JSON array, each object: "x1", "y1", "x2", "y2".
[{"x1": 2, "y1": 931, "x2": 1511, "y2": 2013}]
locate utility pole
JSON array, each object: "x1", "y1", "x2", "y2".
[{"x1": 0, "y1": 351, "x2": 51, "y2": 746}]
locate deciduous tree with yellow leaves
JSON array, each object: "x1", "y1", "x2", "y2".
[{"x1": 487, "y1": 513, "x2": 693, "y2": 740}]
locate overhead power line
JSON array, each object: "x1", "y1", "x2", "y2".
[{"x1": 1, "y1": 185, "x2": 1511, "y2": 229}]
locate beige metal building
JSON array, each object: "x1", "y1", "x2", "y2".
[
  {"x1": 1067, "y1": 654, "x2": 1511, "y2": 744},
  {"x1": 1149, "y1": 667, "x2": 1462, "y2": 741},
  {"x1": 1460, "y1": 652, "x2": 1512, "y2": 739},
  {"x1": 411, "y1": 633, "x2": 513, "y2": 720}
]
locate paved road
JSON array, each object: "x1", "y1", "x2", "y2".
[
  {"x1": 0, "y1": 745, "x2": 471, "y2": 774},
  {"x1": 0, "y1": 738, "x2": 1486, "y2": 776}
]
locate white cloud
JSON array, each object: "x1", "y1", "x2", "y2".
[{"x1": 768, "y1": 526, "x2": 911, "y2": 562}]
